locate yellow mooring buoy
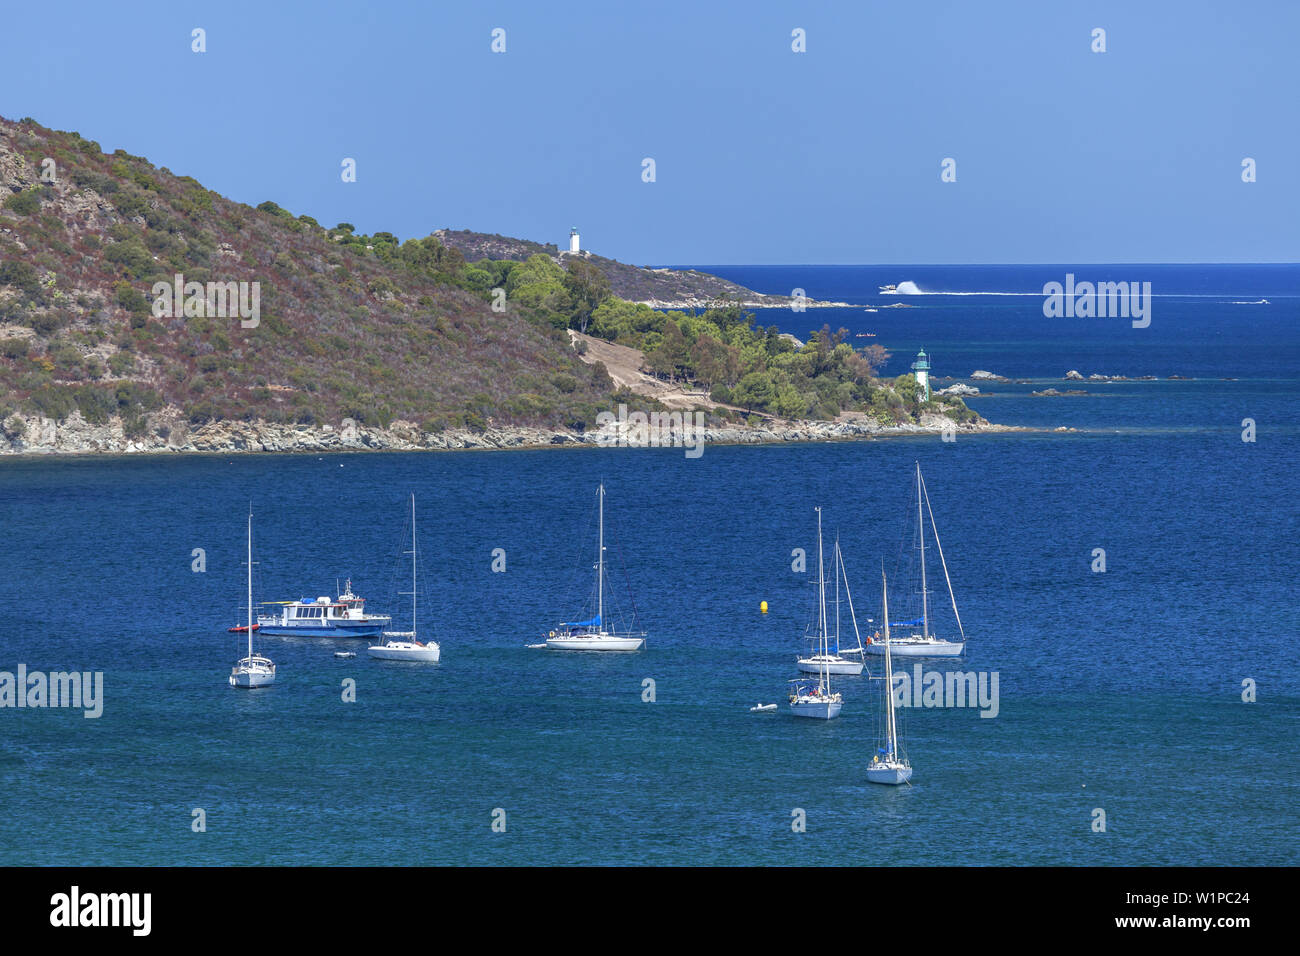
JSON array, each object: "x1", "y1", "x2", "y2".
[{"x1": 760, "y1": 601, "x2": 768, "y2": 614}]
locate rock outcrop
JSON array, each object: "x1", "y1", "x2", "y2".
[{"x1": 0, "y1": 406, "x2": 1020, "y2": 456}]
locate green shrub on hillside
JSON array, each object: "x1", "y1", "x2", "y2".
[{"x1": 3, "y1": 189, "x2": 42, "y2": 216}]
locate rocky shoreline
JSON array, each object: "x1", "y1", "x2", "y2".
[{"x1": 0, "y1": 408, "x2": 1030, "y2": 457}]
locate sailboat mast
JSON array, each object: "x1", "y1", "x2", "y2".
[
  {"x1": 410, "y1": 493, "x2": 417, "y2": 641},
  {"x1": 917, "y1": 463, "x2": 929, "y2": 641},
  {"x1": 922, "y1": 477, "x2": 966, "y2": 643},
  {"x1": 597, "y1": 484, "x2": 604, "y2": 632},
  {"x1": 816, "y1": 507, "x2": 829, "y2": 691},
  {"x1": 840, "y1": 545, "x2": 865, "y2": 654},
  {"x1": 883, "y1": 569, "x2": 897, "y2": 760},
  {"x1": 834, "y1": 535, "x2": 841, "y2": 655},
  {"x1": 246, "y1": 511, "x2": 253, "y2": 660}
]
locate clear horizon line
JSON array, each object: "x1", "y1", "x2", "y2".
[{"x1": 655, "y1": 261, "x2": 1300, "y2": 268}]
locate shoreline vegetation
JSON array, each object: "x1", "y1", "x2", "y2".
[{"x1": 1, "y1": 115, "x2": 986, "y2": 457}]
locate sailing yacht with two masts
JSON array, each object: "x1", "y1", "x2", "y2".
[
  {"x1": 788, "y1": 507, "x2": 844, "y2": 719},
  {"x1": 545, "y1": 483, "x2": 646, "y2": 651},
  {"x1": 866, "y1": 462, "x2": 966, "y2": 658}
]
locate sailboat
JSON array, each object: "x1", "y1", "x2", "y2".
[
  {"x1": 867, "y1": 568, "x2": 912, "y2": 784},
  {"x1": 545, "y1": 483, "x2": 646, "y2": 651},
  {"x1": 866, "y1": 462, "x2": 966, "y2": 658},
  {"x1": 788, "y1": 507, "x2": 843, "y2": 719},
  {"x1": 229, "y1": 509, "x2": 276, "y2": 689},
  {"x1": 797, "y1": 534, "x2": 865, "y2": 675},
  {"x1": 368, "y1": 494, "x2": 440, "y2": 662}
]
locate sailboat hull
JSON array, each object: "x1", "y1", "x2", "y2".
[
  {"x1": 867, "y1": 763, "x2": 912, "y2": 785},
  {"x1": 229, "y1": 669, "x2": 275, "y2": 688},
  {"x1": 789, "y1": 699, "x2": 842, "y2": 719},
  {"x1": 866, "y1": 638, "x2": 964, "y2": 657},
  {"x1": 797, "y1": 656, "x2": 864, "y2": 675},
  {"x1": 367, "y1": 641, "x2": 440, "y2": 661},
  {"x1": 546, "y1": 635, "x2": 645, "y2": 651}
]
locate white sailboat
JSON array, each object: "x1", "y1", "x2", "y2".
[
  {"x1": 368, "y1": 494, "x2": 441, "y2": 662},
  {"x1": 789, "y1": 507, "x2": 843, "y2": 719},
  {"x1": 867, "y1": 568, "x2": 912, "y2": 784},
  {"x1": 546, "y1": 484, "x2": 646, "y2": 651},
  {"x1": 797, "y1": 534, "x2": 865, "y2": 675},
  {"x1": 866, "y1": 462, "x2": 966, "y2": 658},
  {"x1": 229, "y1": 509, "x2": 276, "y2": 689}
]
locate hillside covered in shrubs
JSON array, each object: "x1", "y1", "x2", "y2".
[{"x1": 0, "y1": 115, "x2": 980, "y2": 449}]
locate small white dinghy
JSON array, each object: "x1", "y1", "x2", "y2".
[
  {"x1": 750, "y1": 703, "x2": 778, "y2": 713},
  {"x1": 367, "y1": 494, "x2": 441, "y2": 663},
  {"x1": 334, "y1": 651, "x2": 356, "y2": 660}
]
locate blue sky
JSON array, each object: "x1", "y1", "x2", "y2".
[{"x1": 2, "y1": 0, "x2": 1295, "y2": 264}]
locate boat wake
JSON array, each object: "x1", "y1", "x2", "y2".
[{"x1": 883, "y1": 282, "x2": 1278, "y2": 300}]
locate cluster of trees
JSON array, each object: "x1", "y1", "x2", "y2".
[{"x1": 496, "y1": 261, "x2": 903, "y2": 420}]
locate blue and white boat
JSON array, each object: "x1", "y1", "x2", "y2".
[
  {"x1": 544, "y1": 484, "x2": 646, "y2": 651},
  {"x1": 256, "y1": 579, "x2": 390, "y2": 638}
]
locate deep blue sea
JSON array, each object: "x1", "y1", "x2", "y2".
[{"x1": 2, "y1": 264, "x2": 1297, "y2": 866}]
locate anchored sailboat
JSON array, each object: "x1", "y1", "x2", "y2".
[
  {"x1": 788, "y1": 507, "x2": 844, "y2": 719},
  {"x1": 797, "y1": 534, "x2": 865, "y2": 675},
  {"x1": 368, "y1": 494, "x2": 440, "y2": 662},
  {"x1": 545, "y1": 483, "x2": 646, "y2": 651},
  {"x1": 229, "y1": 509, "x2": 276, "y2": 689},
  {"x1": 866, "y1": 462, "x2": 966, "y2": 658},
  {"x1": 867, "y1": 568, "x2": 911, "y2": 784}
]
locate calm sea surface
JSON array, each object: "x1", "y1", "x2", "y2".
[{"x1": 1, "y1": 264, "x2": 1296, "y2": 865}]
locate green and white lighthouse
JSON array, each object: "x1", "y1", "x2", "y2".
[{"x1": 911, "y1": 349, "x2": 931, "y2": 401}]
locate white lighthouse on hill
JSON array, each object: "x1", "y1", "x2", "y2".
[
  {"x1": 911, "y1": 349, "x2": 931, "y2": 401},
  {"x1": 569, "y1": 227, "x2": 580, "y2": 254}
]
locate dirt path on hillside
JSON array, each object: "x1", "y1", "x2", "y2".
[{"x1": 568, "y1": 330, "x2": 761, "y2": 416}]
